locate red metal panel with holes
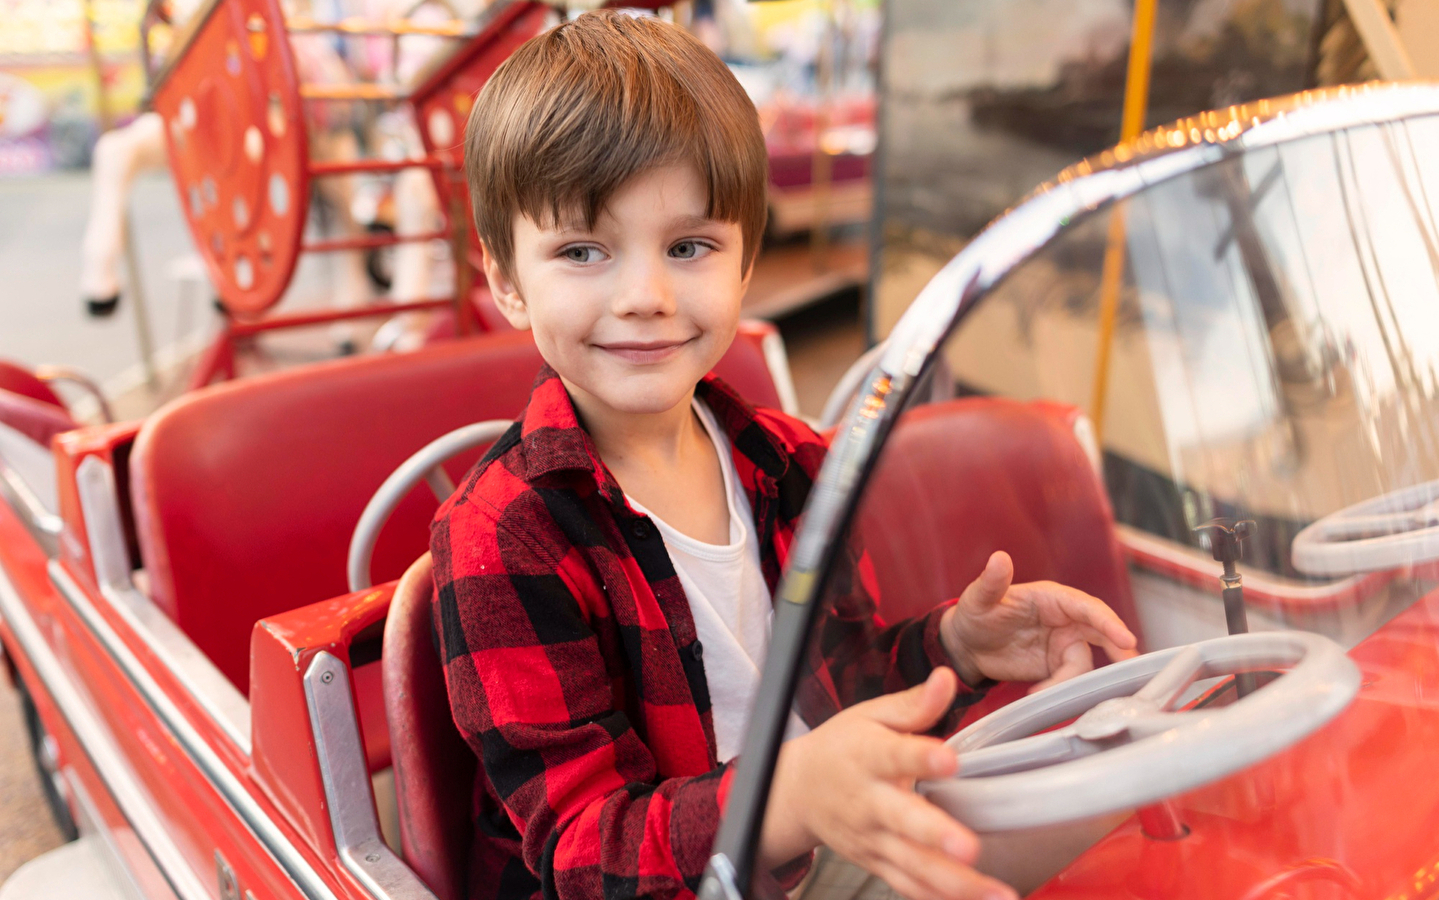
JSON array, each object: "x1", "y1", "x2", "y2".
[
  {"x1": 152, "y1": 0, "x2": 309, "y2": 316},
  {"x1": 409, "y1": 0, "x2": 554, "y2": 267}
]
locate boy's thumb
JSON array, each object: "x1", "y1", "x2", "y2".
[
  {"x1": 862, "y1": 668, "x2": 958, "y2": 733},
  {"x1": 959, "y1": 550, "x2": 1014, "y2": 611}
]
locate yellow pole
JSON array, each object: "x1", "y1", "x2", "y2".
[{"x1": 1089, "y1": 0, "x2": 1157, "y2": 443}]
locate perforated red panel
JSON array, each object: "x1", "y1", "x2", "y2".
[
  {"x1": 152, "y1": 0, "x2": 309, "y2": 316},
  {"x1": 410, "y1": 1, "x2": 554, "y2": 271}
]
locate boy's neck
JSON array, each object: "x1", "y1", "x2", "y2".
[{"x1": 560, "y1": 376, "x2": 706, "y2": 475}]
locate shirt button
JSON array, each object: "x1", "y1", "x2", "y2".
[
  {"x1": 690, "y1": 642, "x2": 704, "y2": 660},
  {"x1": 631, "y1": 519, "x2": 652, "y2": 540}
]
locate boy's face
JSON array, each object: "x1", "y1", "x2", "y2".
[{"x1": 484, "y1": 163, "x2": 749, "y2": 419}]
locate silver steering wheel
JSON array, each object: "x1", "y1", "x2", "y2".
[
  {"x1": 918, "y1": 631, "x2": 1359, "y2": 832},
  {"x1": 347, "y1": 420, "x2": 511, "y2": 592},
  {"x1": 1291, "y1": 480, "x2": 1439, "y2": 576}
]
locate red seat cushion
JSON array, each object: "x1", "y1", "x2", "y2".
[{"x1": 856, "y1": 396, "x2": 1138, "y2": 636}]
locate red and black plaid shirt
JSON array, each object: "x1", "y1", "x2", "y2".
[{"x1": 431, "y1": 365, "x2": 984, "y2": 900}]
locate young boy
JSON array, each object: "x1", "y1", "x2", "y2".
[{"x1": 431, "y1": 12, "x2": 1137, "y2": 900}]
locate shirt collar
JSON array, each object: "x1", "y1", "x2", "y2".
[{"x1": 517, "y1": 363, "x2": 791, "y2": 497}]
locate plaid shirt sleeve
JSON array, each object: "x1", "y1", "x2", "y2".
[{"x1": 432, "y1": 489, "x2": 735, "y2": 900}]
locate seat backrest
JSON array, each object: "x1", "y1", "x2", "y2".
[
  {"x1": 0, "y1": 360, "x2": 65, "y2": 410},
  {"x1": 855, "y1": 396, "x2": 1138, "y2": 633},
  {"x1": 383, "y1": 552, "x2": 475, "y2": 900},
  {"x1": 131, "y1": 332, "x2": 546, "y2": 694},
  {"x1": 715, "y1": 320, "x2": 791, "y2": 414},
  {"x1": 0, "y1": 388, "x2": 75, "y2": 447}
]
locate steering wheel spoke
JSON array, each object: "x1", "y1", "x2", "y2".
[
  {"x1": 1132, "y1": 645, "x2": 1205, "y2": 710},
  {"x1": 957, "y1": 726, "x2": 1094, "y2": 778}
]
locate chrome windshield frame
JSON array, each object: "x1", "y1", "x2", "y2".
[{"x1": 700, "y1": 80, "x2": 1439, "y2": 900}]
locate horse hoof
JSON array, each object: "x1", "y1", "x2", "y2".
[{"x1": 86, "y1": 295, "x2": 120, "y2": 317}]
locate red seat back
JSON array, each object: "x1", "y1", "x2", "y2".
[
  {"x1": 714, "y1": 320, "x2": 789, "y2": 413},
  {"x1": 131, "y1": 332, "x2": 546, "y2": 693},
  {"x1": 0, "y1": 360, "x2": 65, "y2": 410},
  {"x1": 383, "y1": 553, "x2": 475, "y2": 900},
  {"x1": 856, "y1": 396, "x2": 1138, "y2": 634},
  {"x1": 853, "y1": 396, "x2": 1138, "y2": 721},
  {"x1": 0, "y1": 389, "x2": 75, "y2": 447}
]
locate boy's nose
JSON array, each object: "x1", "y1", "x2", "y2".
[{"x1": 611, "y1": 254, "x2": 677, "y2": 318}]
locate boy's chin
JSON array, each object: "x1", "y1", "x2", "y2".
[{"x1": 576, "y1": 370, "x2": 700, "y2": 417}]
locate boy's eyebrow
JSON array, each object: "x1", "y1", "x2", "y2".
[
  {"x1": 673, "y1": 214, "x2": 723, "y2": 229},
  {"x1": 547, "y1": 213, "x2": 724, "y2": 235}
]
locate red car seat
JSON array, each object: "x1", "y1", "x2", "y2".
[
  {"x1": 854, "y1": 396, "x2": 1138, "y2": 719},
  {"x1": 0, "y1": 361, "x2": 75, "y2": 446},
  {"x1": 131, "y1": 332, "x2": 546, "y2": 694}
]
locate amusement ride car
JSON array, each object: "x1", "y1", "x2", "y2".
[{"x1": 5, "y1": 6, "x2": 1439, "y2": 900}]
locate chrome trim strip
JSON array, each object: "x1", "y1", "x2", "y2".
[
  {"x1": 74, "y1": 457, "x2": 252, "y2": 753},
  {"x1": 0, "y1": 457, "x2": 61, "y2": 551},
  {"x1": 0, "y1": 422, "x2": 63, "y2": 546},
  {"x1": 0, "y1": 559, "x2": 210, "y2": 900},
  {"x1": 304, "y1": 652, "x2": 438, "y2": 900},
  {"x1": 48, "y1": 561, "x2": 344, "y2": 900}
]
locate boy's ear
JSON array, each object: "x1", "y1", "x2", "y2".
[{"x1": 481, "y1": 243, "x2": 530, "y2": 331}]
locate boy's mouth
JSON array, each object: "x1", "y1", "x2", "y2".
[{"x1": 595, "y1": 338, "x2": 694, "y2": 365}]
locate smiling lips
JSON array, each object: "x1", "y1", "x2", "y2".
[{"x1": 596, "y1": 338, "x2": 694, "y2": 364}]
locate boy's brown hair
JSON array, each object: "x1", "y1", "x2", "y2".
[{"x1": 463, "y1": 11, "x2": 768, "y2": 278}]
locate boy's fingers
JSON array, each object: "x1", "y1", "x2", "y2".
[
  {"x1": 876, "y1": 785, "x2": 978, "y2": 863},
  {"x1": 867, "y1": 733, "x2": 956, "y2": 781},
  {"x1": 958, "y1": 551, "x2": 1014, "y2": 612},
  {"x1": 869, "y1": 834, "x2": 1017, "y2": 900},
  {"x1": 1053, "y1": 590, "x2": 1137, "y2": 650},
  {"x1": 1031, "y1": 639, "x2": 1093, "y2": 693},
  {"x1": 862, "y1": 668, "x2": 959, "y2": 733}
]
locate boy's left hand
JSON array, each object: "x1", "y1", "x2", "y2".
[{"x1": 939, "y1": 551, "x2": 1138, "y2": 693}]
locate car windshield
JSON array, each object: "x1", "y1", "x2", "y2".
[{"x1": 748, "y1": 90, "x2": 1439, "y2": 899}]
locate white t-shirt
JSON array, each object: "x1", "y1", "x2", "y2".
[{"x1": 627, "y1": 400, "x2": 808, "y2": 762}]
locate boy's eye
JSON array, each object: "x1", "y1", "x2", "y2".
[
  {"x1": 670, "y1": 240, "x2": 713, "y2": 260},
  {"x1": 562, "y1": 245, "x2": 604, "y2": 264}
]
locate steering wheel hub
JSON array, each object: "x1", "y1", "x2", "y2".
[{"x1": 1073, "y1": 696, "x2": 1162, "y2": 741}]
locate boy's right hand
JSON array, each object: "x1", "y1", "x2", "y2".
[{"x1": 759, "y1": 669, "x2": 1018, "y2": 900}]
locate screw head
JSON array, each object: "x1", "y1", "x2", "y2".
[
  {"x1": 320, "y1": 671, "x2": 334, "y2": 684},
  {"x1": 365, "y1": 853, "x2": 382, "y2": 863}
]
